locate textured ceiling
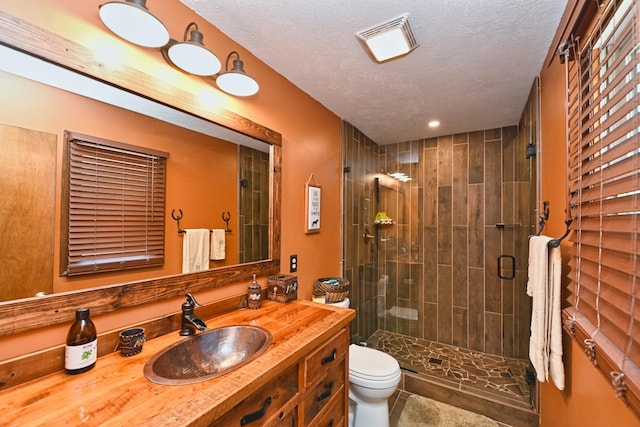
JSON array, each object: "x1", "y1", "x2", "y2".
[{"x1": 181, "y1": 0, "x2": 567, "y2": 145}]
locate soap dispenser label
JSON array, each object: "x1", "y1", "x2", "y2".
[{"x1": 65, "y1": 340, "x2": 97, "y2": 370}]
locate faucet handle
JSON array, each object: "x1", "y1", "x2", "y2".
[{"x1": 185, "y1": 293, "x2": 202, "y2": 308}]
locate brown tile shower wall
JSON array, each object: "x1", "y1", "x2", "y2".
[{"x1": 343, "y1": 121, "x2": 533, "y2": 359}]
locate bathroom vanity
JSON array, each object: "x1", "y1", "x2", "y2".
[{"x1": 0, "y1": 300, "x2": 354, "y2": 426}]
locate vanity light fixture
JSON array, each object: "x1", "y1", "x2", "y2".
[
  {"x1": 216, "y1": 51, "x2": 260, "y2": 97},
  {"x1": 166, "y1": 22, "x2": 221, "y2": 76},
  {"x1": 356, "y1": 13, "x2": 419, "y2": 62},
  {"x1": 99, "y1": 0, "x2": 170, "y2": 48},
  {"x1": 99, "y1": 3, "x2": 259, "y2": 97}
]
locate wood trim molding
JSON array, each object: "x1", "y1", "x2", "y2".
[
  {"x1": 543, "y1": 0, "x2": 598, "y2": 67},
  {"x1": 0, "y1": 260, "x2": 279, "y2": 338}
]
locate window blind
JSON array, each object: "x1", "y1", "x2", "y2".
[
  {"x1": 64, "y1": 132, "x2": 168, "y2": 276},
  {"x1": 564, "y1": 0, "x2": 640, "y2": 411}
]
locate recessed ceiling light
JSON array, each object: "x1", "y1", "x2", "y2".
[{"x1": 428, "y1": 120, "x2": 440, "y2": 128}]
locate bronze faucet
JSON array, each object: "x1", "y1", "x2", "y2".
[{"x1": 180, "y1": 293, "x2": 207, "y2": 336}]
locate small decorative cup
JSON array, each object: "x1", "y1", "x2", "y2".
[{"x1": 118, "y1": 327, "x2": 146, "y2": 357}]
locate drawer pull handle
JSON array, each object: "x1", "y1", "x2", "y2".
[
  {"x1": 316, "y1": 381, "x2": 334, "y2": 402},
  {"x1": 240, "y1": 396, "x2": 272, "y2": 426},
  {"x1": 321, "y1": 348, "x2": 337, "y2": 365}
]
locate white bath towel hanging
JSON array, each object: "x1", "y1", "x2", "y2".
[
  {"x1": 527, "y1": 235, "x2": 565, "y2": 390},
  {"x1": 528, "y1": 235, "x2": 552, "y2": 383},
  {"x1": 548, "y1": 245, "x2": 565, "y2": 390},
  {"x1": 182, "y1": 229, "x2": 210, "y2": 273},
  {"x1": 210, "y1": 229, "x2": 226, "y2": 260}
]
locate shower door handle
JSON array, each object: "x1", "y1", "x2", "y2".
[{"x1": 497, "y1": 255, "x2": 516, "y2": 280}]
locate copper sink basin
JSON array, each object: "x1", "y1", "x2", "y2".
[{"x1": 144, "y1": 325, "x2": 272, "y2": 386}]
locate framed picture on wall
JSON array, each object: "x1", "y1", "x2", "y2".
[{"x1": 305, "y1": 179, "x2": 321, "y2": 233}]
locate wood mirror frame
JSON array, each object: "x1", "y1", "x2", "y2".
[{"x1": 0, "y1": 11, "x2": 281, "y2": 337}]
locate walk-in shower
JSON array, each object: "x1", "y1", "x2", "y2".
[{"x1": 342, "y1": 79, "x2": 541, "y2": 426}]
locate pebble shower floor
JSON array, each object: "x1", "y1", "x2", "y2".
[{"x1": 366, "y1": 329, "x2": 532, "y2": 409}]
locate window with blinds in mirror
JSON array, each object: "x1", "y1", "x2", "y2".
[
  {"x1": 563, "y1": 0, "x2": 640, "y2": 413},
  {"x1": 62, "y1": 131, "x2": 168, "y2": 276}
]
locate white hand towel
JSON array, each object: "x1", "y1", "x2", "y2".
[
  {"x1": 210, "y1": 229, "x2": 226, "y2": 260},
  {"x1": 182, "y1": 229, "x2": 210, "y2": 273},
  {"x1": 528, "y1": 235, "x2": 552, "y2": 383},
  {"x1": 549, "y1": 246, "x2": 565, "y2": 390}
]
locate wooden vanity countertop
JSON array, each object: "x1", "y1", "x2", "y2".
[{"x1": 0, "y1": 300, "x2": 355, "y2": 426}]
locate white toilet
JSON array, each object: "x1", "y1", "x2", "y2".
[
  {"x1": 313, "y1": 297, "x2": 401, "y2": 427},
  {"x1": 348, "y1": 343, "x2": 401, "y2": 427},
  {"x1": 312, "y1": 295, "x2": 352, "y2": 307}
]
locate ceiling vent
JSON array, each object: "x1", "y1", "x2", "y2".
[{"x1": 356, "y1": 13, "x2": 419, "y2": 63}]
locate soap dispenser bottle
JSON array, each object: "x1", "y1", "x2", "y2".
[
  {"x1": 65, "y1": 307, "x2": 97, "y2": 375},
  {"x1": 247, "y1": 274, "x2": 262, "y2": 309}
]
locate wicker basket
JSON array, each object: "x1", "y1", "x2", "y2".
[{"x1": 313, "y1": 277, "x2": 350, "y2": 303}]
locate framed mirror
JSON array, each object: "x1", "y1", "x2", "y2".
[{"x1": 0, "y1": 12, "x2": 281, "y2": 336}]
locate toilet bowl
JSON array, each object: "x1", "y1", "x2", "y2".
[
  {"x1": 312, "y1": 295, "x2": 351, "y2": 308},
  {"x1": 348, "y1": 344, "x2": 401, "y2": 427}
]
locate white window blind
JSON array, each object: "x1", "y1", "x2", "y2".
[
  {"x1": 564, "y1": 0, "x2": 640, "y2": 412},
  {"x1": 64, "y1": 131, "x2": 168, "y2": 276}
]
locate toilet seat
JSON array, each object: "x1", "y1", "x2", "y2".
[{"x1": 349, "y1": 344, "x2": 401, "y2": 389}]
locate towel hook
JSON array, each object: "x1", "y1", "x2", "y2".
[
  {"x1": 533, "y1": 201, "x2": 573, "y2": 247},
  {"x1": 548, "y1": 217, "x2": 572, "y2": 248},
  {"x1": 171, "y1": 209, "x2": 186, "y2": 233},
  {"x1": 221, "y1": 211, "x2": 232, "y2": 233},
  {"x1": 536, "y1": 201, "x2": 550, "y2": 236}
]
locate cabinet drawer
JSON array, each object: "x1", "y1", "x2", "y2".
[
  {"x1": 266, "y1": 406, "x2": 297, "y2": 427},
  {"x1": 303, "y1": 328, "x2": 348, "y2": 388},
  {"x1": 302, "y1": 359, "x2": 346, "y2": 425},
  {"x1": 214, "y1": 364, "x2": 298, "y2": 426},
  {"x1": 308, "y1": 386, "x2": 345, "y2": 427}
]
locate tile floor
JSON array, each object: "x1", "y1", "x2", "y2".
[
  {"x1": 387, "y1": 390, "x2": 512, "y2": 427},
  {"x1": 388, "y1": 390, "x2": 412, "y2": 427}
]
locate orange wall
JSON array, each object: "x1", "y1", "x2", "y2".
[
  {"x1": 0, "y1": 0, "x2": 341, "y2": 360},
  {"x1": 539, "y1": 40, "x2": 640, "y2": 427}
]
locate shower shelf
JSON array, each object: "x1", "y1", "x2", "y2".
[
  {"x1": 373, "y1": 220, "x2": 395, "y2": 225},
  {"x1": 374, "y1": 211, "x2": 395, "y2": 225}
]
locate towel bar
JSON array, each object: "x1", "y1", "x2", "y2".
[{"x1": 171, "y1": 208, "x2": 233, "y2": 234}]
